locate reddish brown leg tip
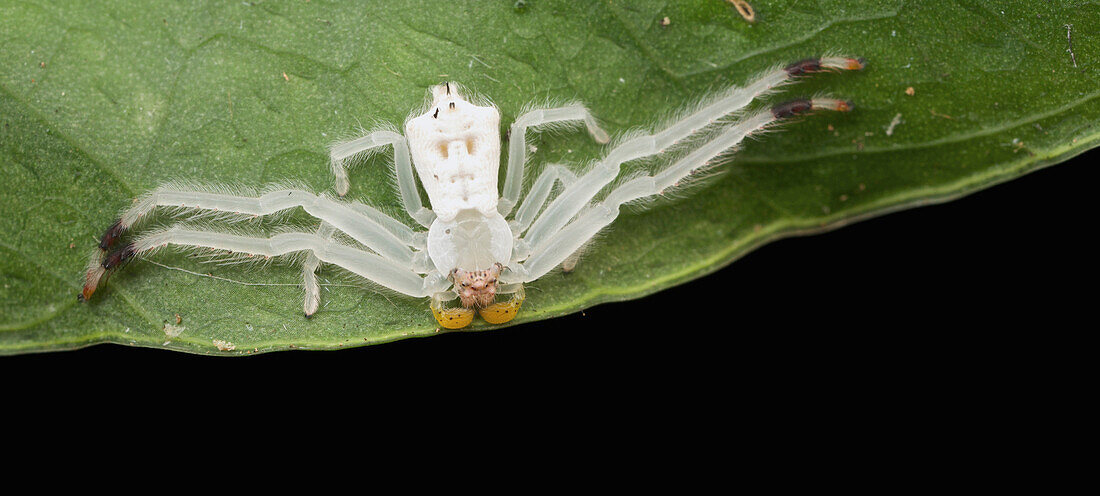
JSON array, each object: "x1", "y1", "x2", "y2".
[
  {"x1": 82, "y1": 263, "x2": 107, "y2": 302},
  {"x1": 102, "y1": 243, "x2": 136, "y2": 270},
  {"x1": 99, "y1": 219, "x2": 126, "y2": 251}
]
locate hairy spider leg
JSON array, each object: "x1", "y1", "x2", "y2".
[
  {"x1": 510, "y1": 164, "x2": 578, "y2": 240},
  {"x1": 521, "y1": 55, "x2": 865, "y2": 252},
  {"x1": 101, "y1": 187, "x2": 420, "y2": 261},
  {"x1": 508, "y1": 162, "x2": 605, "y2": 272},
  {"x1": 301, "y1": 222, "x2": 336, "y2": 317},
  {"x1": 330, "y1": 130, "x2": 435, "y2": 227},
  {"x1": 498, "y1": 104, "x2": 610, "y2": 217},
  {"x1": 98, "y1": 227, "x2": 449, "y2": 298},
  {"x1": 517, "y1": 98, "x2": 853, "y2": 281},
  {"x1": 83, "y1": 186, "x2": 430, "y2": 300}
]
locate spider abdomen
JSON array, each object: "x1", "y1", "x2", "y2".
[{"x1": 427, "y1": 209, "x2": 512, "y2": 276}]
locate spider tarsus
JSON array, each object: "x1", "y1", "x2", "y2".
[
  {"x1": 771, "y1": 98, "x2": 855, "y2": 119},
  {"x1": 433, "y1": 108, "x2": 439, "y2": 119},
  {"x1": 99, "y1": 219, "x2": 126, "y2": 251},
  {"x1": 771, "y1": 98, "x2": 814, "y2": 119},
  {"x1": 445, "y1": 82, "x2": 450, "y2": 95},
  {"x1": 785, "y1": 56, "x2": 866, "y2": 76},
  {"x1": 81, "y1": 264, "x2": 106, "y2": 301},
  {"x1": 102, "y1": 243, "x2": 137, "y2": 270},
  {"x1": 784, "y1": 58, "x2": 822, "y2": 76},
  {"x1": 304, "y1": 312, "x2": 314, "y2": 319}
]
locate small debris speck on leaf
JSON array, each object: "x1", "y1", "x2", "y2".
[
  {"x1": 213, "y1": 339, "x2": 236, "y2": 351},
  {"x1": 728, "y1": 0, "x2": 756, "y2": 23}
]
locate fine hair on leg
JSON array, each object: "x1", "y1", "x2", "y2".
[
  {"x1": 330, "y1": 127, "x2": 435, "y2": 227},
  {"x1": 96, "y1": 183, "x2": 422, "y2": 267},
  {"x1": 302, "y1": 222, "x2": 336, "y2": 317},
  {"x1": 521, "y1": 55, "x2": 865, "y2": 252},
  {"x1": 119, "y1": 226, "x2": 449, "y2": 298},
  {"x1": 518, "y1": 97, "x2": 855, "y2": 282},
  {"x1": 498, "y1": 103, "x2": 610, "y2": 216}
]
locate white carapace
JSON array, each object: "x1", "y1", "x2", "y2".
[
  {"x1": 80, "y1": 56, "x2": 865, "y2": 330},
  {"x1": 405, "y1": 84, "x2": 513, "y2": 277},
  {"x1": 406, "y1": 84, "x2": 502, "y2": 222}
]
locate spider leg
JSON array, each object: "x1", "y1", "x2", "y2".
[
  {"x1": 561, "y1": 251, "x2": 582, "y2": 273},
  {"x1": 96, "y1": 185, "x2": 427, "y2": 270},
  {"x1": 498, "y1": 104, "x2": 610, "y2": 217},
  {"x1": 301, "y1": 222, "x2": 336, "y2": 317},
  {"x1": 515, "y1": 98, "x2": 853, "y2": 282},
  {"x1": 509, "y1": 163, "x2": 578, "y2": 240},
  {"x1": 521, "y1": 56, "x2": 865, "y2": 251},
  {"x1": 83, "y1": 226, "x2": 450, "y2": 302},
  {"x1": 330, "y1": 129, "x2": 435, "y2": 227}
]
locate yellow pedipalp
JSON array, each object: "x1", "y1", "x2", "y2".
[
  {"x1": 478, "y1": 293, "x2": 526, "y2": 325},
  {"x1": 432, "y1": 304, "x2": 475, "y2": 329}
]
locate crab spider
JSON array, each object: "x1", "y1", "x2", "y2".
[{"x1": 81, "y1": 56, "x2": 865, "y2": 329}]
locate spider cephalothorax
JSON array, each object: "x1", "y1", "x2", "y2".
[
  {"x1": 81, "y1": 55, "x2": 865, "y2": 331},
  {"x1": 451, "y1": 263, "x2": 503, "y2": 308}
]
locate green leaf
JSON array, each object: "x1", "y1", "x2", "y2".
[{"x1": 2, "y1": 1, "x2": 1097, "y2": 354}]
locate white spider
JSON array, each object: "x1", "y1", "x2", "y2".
[{"x1": 80, "y1": 55, "x2": 865, "y2": 329}]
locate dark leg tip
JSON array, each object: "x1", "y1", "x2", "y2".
[
  {"x1": 784, "y1": 58, "x2": 821, "y2": 76},
  {"x1": 771, "y1": 98, "x2": 814, "y2": 119},
  {"x1": 304, "y1": 312, "x2": 313, "y2": 319},
  {"x1": 99, "y1": 219, "x2": 125, "y2": 251},
  {"x1": 102, "y1": 243, "x2": 137, "y2": 270}
]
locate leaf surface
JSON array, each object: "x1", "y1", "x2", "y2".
[{"x1": 2, "y1": 0, "x2": 1097, "y2": 354}]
